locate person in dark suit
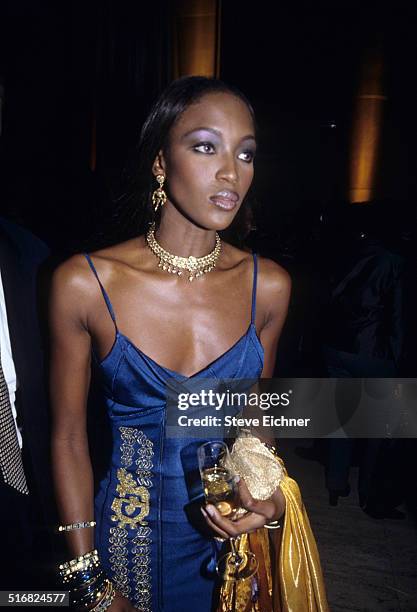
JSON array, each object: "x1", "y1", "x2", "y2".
[
  {"x1": 0, "y1": 216, "x2": 56, "y2": 589},
  {"x1": 321, "y1": 205, "x2": 405, "y2": 517}
]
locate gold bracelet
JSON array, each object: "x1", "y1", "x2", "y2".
[
  {"x1": 89, "y1": 579, "x2": 116, "y2": 611},
  {"x1": 71, "y1": 570, "x2": 104, "y2": 592},
  {"x1": 264, "y1": 520, "x2": 281, "y2": 530},
  {"x1": 59, "y1": 549, "x2": 100, "y2": 582},
  {"x1": 73, "y1": 578, "x2": 109, "y2": 610},
  {"x1": 58, "y1": 520, "x2": 96, "y2": 532}
]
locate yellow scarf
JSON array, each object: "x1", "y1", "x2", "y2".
[{"x1": 217, "y1": 465, "x2": 329, "y2": 612}]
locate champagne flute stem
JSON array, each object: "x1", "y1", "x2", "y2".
[{"x1": 229, "y1": 536, "x2": 243, "y2": 566}]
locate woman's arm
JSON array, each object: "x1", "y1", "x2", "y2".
[
  {"x1": 49, "y1": 257, "x2": 95, "y2": 557},
  {"x1": 50, "y1": 257, "x2": 136, "y2": 611},
  {"x1": 257, "y1": 257, "x2": 292, "y2": 379},
  {"x1": 202, "y1": 258, "x2": 291, "y2": 536}
]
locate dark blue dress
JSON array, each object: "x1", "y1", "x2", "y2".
[{"x1": 84, "y1": 253, "x2": 264, "y2": 611}]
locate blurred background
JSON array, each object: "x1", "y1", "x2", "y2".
[{"x1": 0, "y1": 1, "x2": 416, "y2": 248}]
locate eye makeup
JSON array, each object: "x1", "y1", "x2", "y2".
[
  {"x1": 193, "y1": 142, "x2": 216, "y2": 155},
  {"x1": 183, "y1": 128, "x2": 256, "y2": 162}
]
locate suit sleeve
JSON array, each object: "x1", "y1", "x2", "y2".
[{"x1": 390, "y1": 259, "x2": 405, "y2": 369}]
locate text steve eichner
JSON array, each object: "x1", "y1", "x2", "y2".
[{"x1": 177, "y1": 415, "x2": 311, "y2": 427}]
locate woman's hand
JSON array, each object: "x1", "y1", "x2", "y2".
[{"x1": 201, "y1": 478, "x2": 285, "y2": 538}]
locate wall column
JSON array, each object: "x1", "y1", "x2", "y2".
[
  {"x1": 348, "y1": 46, "x2": 386, "y2": 203},
  {"x1": 172, "y1": 0, "x2": 221, "y2": 78}
]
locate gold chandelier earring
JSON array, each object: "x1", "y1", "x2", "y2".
[{"x1": 152, "y1": 174, "x2": 167, "y2": 212}]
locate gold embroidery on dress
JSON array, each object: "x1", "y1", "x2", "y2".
[
  {"x1": 108, "y1": 526, "x2": 130, "y2": 598},
  {"x1": 111, "y1": 468, "x2": 150, "y2": 528},
  {"x1": 108, "y1": 427, "x2": 154, "y2": 611},
  {"x1": 132, "y1": 525, "x2": 153, "y2": 610}
]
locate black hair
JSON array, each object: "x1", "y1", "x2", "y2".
[{"x1": 92, "y1": 76, "x2": 257, "y2": 249}]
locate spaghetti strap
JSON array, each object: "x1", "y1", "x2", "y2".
[
  {"x1": 83, "y1": 253, "x2": 117, "y2": 328},
  {"x1": 251, "y1": 252, "x2": 258, "y2": 324}
]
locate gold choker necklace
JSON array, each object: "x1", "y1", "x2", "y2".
[{"x1": 146, "y1": 223, "x2": 221, "y2": 281}]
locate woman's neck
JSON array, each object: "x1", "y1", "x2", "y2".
[{"x1": 155, "y1": 209, "x2": 218, "y2": 258}]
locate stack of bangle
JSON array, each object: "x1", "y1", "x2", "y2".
[
  {"x1": 59, "y1": 549, "x2": 100, "y2": 584},
  {"x1": 58, "y1": 549, "x2": 115, "y2": 610}
]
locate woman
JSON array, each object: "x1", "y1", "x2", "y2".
[{"x1": 50, "y1": 77, "x2": 327, "y2": 611}]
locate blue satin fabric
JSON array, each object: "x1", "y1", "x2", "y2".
[{"x1": 85, "y1": 253, "x2": 264, "y2": 612}]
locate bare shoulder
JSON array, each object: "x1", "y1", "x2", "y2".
[
  {"x1": 50, "y1": 238, "x2": 146, "y2": 317},
  {"x1": 52, "y1": 253, "x2": 94, "y2": 294},
  {"x1": 53, "y1": 237, "x2": 144, "y2": 289},
  {"x1": 50, "y1": 254, "x2": 100, "y2": 321},
  {"x1": 257, "y1": 256, "x2": 291, "y2": 295},
  {"x1": 86, "y1": 236, "x2": 146, "y2": 275},
  {"x1": 256, "y1": 256, "x2": 291, "y2": 325}
]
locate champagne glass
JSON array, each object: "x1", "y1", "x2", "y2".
[{"x1": 198, "y1": 441, "x2": 258, "y2": 581}]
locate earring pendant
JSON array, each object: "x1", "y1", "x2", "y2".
[{"x1": 152, "y1": 174, "x2": 167, "y2": 212}]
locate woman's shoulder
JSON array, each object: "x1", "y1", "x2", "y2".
[
  {"x1": 222, "y1": 244, "x2": 290, "y2": 290},
  {"x1": 51, "y1": 237, "x2": 146, "y2": 298},
  {"x1": 49, "y1": 255, "x2": 98, "y2": 313},
  {"x1": 85, "y1": 236, "x2": 147, "y2": 269},
  {"x1": 256, "y1": 255, "x2": 291, "y2": 294},
  {"x1": 255, "y1": 255, "x2": 292, "y2": 324},
  {"x1": 57, "y1": 237, "x2": 146, "y2": 279}
]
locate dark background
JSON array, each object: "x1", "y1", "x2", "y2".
[{"x1": 0, "y1": 1, "x2": 416, "y2": 253}]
